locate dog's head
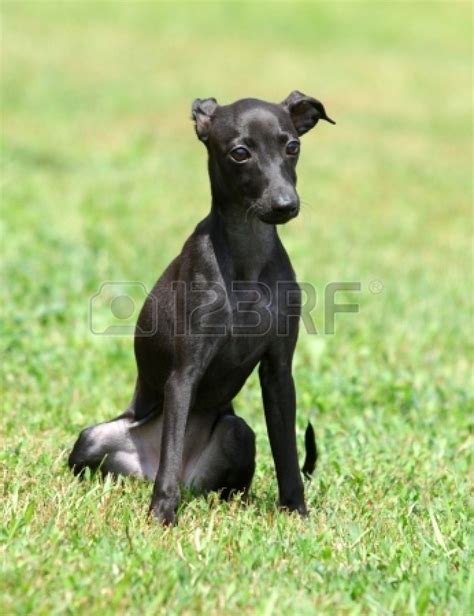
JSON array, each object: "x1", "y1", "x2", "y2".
[{"x1": 192, "y1": 91, "x2": 335, "y2": 225}]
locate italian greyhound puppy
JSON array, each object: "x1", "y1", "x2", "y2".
[{"x1": 69, "y1": 91, "x2": 335, "y2": 525}]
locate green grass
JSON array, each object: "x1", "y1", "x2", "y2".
[{"x1": 1, "y1": 2, "x2": 472, "y2": 614}]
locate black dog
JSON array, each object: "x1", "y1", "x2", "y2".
[{"x1": 69, "y1": 91, "x2": 335, "y2": 525}]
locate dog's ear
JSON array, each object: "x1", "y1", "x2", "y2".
[
  {"x1": 282, "y1": 90, "x2": 335, "y2": 135},
  {"x1": 191, "y1": 98, "x2": 219, "y2": 142}
]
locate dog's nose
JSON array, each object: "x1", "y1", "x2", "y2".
[{"x1": 272, "y1": 193, "x2": 299, "y2": 216}]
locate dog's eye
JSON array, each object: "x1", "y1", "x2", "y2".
[
  {"x1": 286, "y1": 140, "x2": 300, "y2": 156},
  {"x1": 230, "y1": 147, "x2": 251, "y2": 163}
]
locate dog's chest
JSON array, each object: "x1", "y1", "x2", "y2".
[
  {"x1": 197, "y1": 284, "x2": 283, "y2": 407},
  {"x1": 215, "y1": 283, "x2": 276, "y2": 366}
]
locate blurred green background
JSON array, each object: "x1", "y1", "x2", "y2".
[{"x1": 1, "y1": 2, "x2": 472, "y2": 614}]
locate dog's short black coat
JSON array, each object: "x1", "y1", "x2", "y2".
[{"x1": 69, "y1": 91, "x2": 334, "y2": 525}]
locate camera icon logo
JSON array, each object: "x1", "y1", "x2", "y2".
[{"x1": 89, "y1": 281, "x2": 157, "y2": 337}]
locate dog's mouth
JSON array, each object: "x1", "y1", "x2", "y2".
[{"x1": 257, "y1": 207, "x2": 300, "y2": 225}]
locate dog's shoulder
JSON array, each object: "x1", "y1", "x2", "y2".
[{"x1": 170, "y1": 216, "x2": 222, "y2": 282}]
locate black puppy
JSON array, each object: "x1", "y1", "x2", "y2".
[{"x1": 69, "y1": 91, "x2": 335, "y2": 525}]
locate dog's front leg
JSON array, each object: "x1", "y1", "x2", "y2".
[
  {"x1": 259, "y1": 353, "x2": 306, "y2": 516},
  {"x1": 149, "y1": 368, "x2": 196, "y2": 525}
]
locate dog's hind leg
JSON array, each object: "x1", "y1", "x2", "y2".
[
  {"x1": 68, "y1": 379, "x2": 162, "y2": 479},
  {"x1": 183, "y1": 411, "x2": 256, "y2": 499},
  {"x1": 69, "y1": 391, "x2": 256, "y2": 502}
]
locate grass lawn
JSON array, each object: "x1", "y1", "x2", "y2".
[{"x1": 1, "y1": 2, "x2": 472, "y2": 614}]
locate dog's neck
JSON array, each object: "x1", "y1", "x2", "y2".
[
  {"x1": 209, "y1": 198, "x2": 278, "y2": 280},
  {"x1": 207, "y1": 156, "x2": 280, "y2": 279}
]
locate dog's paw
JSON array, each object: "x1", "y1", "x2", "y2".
[
  {"x1": 150, "y1": 507, "x2": 176, "y2": 526},
  {"x1": 279, "y1": 497, "x2": 308, "y2": 518},
  {"x1": 148, "y1": 496, "x2": 178, "y2": 526},
  {"x1": 295, "y1": 503, "x2": 309, "y2": 518}
]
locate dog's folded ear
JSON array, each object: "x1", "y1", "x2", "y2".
[
  {"x1": 191, "y1": 98, "x2": 219, "y2": 142},
  {"x1": 282, "y1": 90, "x2": 335, "y2": 135}
]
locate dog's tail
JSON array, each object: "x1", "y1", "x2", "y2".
[{"x1": 301, "y1": 422, "x2": 318, "y2": 479}]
